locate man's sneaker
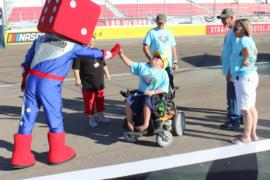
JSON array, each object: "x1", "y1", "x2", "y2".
[
  {"x1": 97, "y1": 113, "x2": 111, "y2": 123},
  {"x1": 89, "y1": 116, "x2": 98, "y2": 128},
  {"x1": 220, "y1": 122, "x2": 240, "y2": 130}
]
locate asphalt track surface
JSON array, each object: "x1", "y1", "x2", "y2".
[{"x1": 0, "y1": 34, "x2": 270, "y2": 180}]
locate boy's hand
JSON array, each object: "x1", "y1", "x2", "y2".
[
  {"x1": 145, "y1": 90, "x2": 155, "y2": 96},
  {"x1": 102, "y1": 43, "x2": 121, "y2": 60},
  {"x1": 118, "y1": 48, "x2": 123, "y2": 55}
]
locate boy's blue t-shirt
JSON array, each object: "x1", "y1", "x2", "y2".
[
  {"x1": 130, "y1": 62, "x2": 169, "y2": 93},
  {"x1": 143, "y1": 28, "x2": 176, "y2": 68},
  {"x1": 221, "y1": 29, "x2": 237, "y2": 76},
  {"x1": 231, "y1": 36, "x2": 257, "y2": 80}
]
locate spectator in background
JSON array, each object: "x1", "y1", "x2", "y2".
[
  {"x1": 143, "y1": 14, "x2": 179, "y2": 89},
  {"x1": 72, "y1": 36, "x2": 111, "y2": 128},
  {"x1": 0, "y1": 8, "x2": 5, "y2": 49},
  {"x1": 217, "y1": 8, "x2": 242, "y2": 130},
  {"x1": 231, "y1": 19, "x2": 259, "y2": 144}
]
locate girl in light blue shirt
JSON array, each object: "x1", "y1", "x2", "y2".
[{"x1": 231, "y1": 19, "x2": 259, "y2": 144}]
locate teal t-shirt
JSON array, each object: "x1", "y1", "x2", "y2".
[
  {"x1": 143, "y1": 27, "x2": 176, "y2": 67},
  {"x1": 221, "y1": 29, "x2": 237, "y2": 76},
  {"x1": 130, "y1": 62, "x2": 169, "y2": 93},
  {"x1": 231, "y1": 36, "x2": 257, "y2": 80}
]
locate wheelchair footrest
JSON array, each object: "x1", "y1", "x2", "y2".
[{"x1": 126, "y1": 130, "x2": 148, "y2": 137}]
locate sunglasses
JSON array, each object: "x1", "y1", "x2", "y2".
[{"x1": 233, "y1": 25, "x2": 243, "y2": 32}]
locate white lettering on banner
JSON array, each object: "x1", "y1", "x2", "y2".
[
  {"x1": 19, "y1": 33, "x2": 42, "y2": 42},
  {"x1": 105, "y1": 19, "x2": 147, "y2": 26},
  {"x1": 206, "y1": 24, "x2": 270, "y2": 35},
  {"x1": 19, "y1": 33, "x2": 29, "y2": 42},
  {"x1": 252, "y1": 24, "x2": 270, "y2": 32}
]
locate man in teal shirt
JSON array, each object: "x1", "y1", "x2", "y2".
[
  {"x1": 143, "y1": 14, "x2": 179, "y2": 89},
  {"x1": 218, "y1": 8, "x2": 241, "y2": 130}
]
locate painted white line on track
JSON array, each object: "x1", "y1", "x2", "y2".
[
  {"x1": 1, "y1": 61, "x2": 269, "y2": 89},
  {"x1": 26, "y1": 139, "x2": 270, "y2": 180},
  {"x1": 0, "y1": 84, "x2": 17, "y2": 88}
]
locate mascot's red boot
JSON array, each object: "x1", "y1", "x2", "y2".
[
  {"x1": 11, "y1": 134, "x2": 35, "y2": 168},
  {"x1": 48, "y1": 132, "x2": 76, "y2": 164}
]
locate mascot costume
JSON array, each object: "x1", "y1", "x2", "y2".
[{"x1": 11, "y1": 0, "x2": 121, "y2": 168}]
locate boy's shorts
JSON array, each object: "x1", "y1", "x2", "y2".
[
  {"x1": 235, "y1": 71, "x2": 259, "y2": 110},
  {"x1": 126, "y1": 92, "x2": 156, "y2": 113}
]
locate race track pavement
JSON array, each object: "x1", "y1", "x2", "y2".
[{"x1": 0, "y1": 34, "x2": 269, "y2": 180}]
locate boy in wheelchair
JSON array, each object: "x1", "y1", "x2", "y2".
[
  {"x1": 120, "y1": 88, "x2": 177, "y2": 134},
  {"x1": 118, "y1": 48, "x2": 169, "y2": 132}
]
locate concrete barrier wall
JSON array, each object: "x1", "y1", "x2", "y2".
[{"x1": 4, "y1": 24, "x2": 270, "y2": 45}]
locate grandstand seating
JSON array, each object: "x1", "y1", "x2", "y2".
[
  {"x1": 7, "y1": 5, "x2": 115, "y2": 22},
  {"x1": 114, "y1": 4, "x2": 201, "y2": 17},
  {"x1": 6, "y1": 1, "x2": 270, "y2": 23},
  {"x1": 114, "y1": 3, "x2": 270, "y2": 17},
  {"x1": 8, "y1": 7, "x2": 42, "y2": 22}
]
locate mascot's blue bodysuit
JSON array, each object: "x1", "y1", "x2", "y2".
[
  {"x1": 11, "y1": 33, "x2": 121, "y2": 168},
  {"x1": 19, "y1": 34, "x2": 103, "y2": 134}
]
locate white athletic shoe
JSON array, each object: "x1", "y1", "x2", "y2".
[{"x1": 89, "y1": 116, "x2": 98, "y2": 128}]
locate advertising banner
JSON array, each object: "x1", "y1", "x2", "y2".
[
  {"x1": 206, "y1": 24, "x2": 270, "y2": 35},
  {"x1": 4, "y1": 25, "x2": 205, "y2": 44},
  {"x1": 97, "y1": 18, "x2": 148, "y2": 27},
  {"x1": 5, "y1": 31, "x2": 44, "y2": 44}
]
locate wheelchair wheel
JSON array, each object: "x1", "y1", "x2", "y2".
[
  {"x1": 123, "y1": 131, "x2": 138, "y2": 143},
  {"x1": 156, "y1": 130, "x2": 173, "y2": 147},
  {"x1": 172, "y1": 111, "x2": 186, "y2": 136}
]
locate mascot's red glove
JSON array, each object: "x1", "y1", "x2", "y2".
[
  {"x1": 102, "y1": 43, "x2": 121, "y2": 61},
  {"x1": 21, "y1": 64, "x2": 30, "y2": 92}
]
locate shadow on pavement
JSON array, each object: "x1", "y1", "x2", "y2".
[
  {"x1": 113, "y1": 153, "x2": 259, "y2": 180},
  {"x1": 257, "y1": 53, "x2": 270, "y2": 62},
  {"x1": 181, "y1": 54, "x2": 220, "y2": 67},
  {"x1": 0, "y1": 140, "x2": 14, "y2": 171},
  {"x1": 177, "y1": 106, "x2": 237, "y2": 142},
  {"x1": 179, "y1": 106, "x2": 227, "y2": 116},
  {"x1": 0, "y1": 105, "x2": 21, "y2": 119},
  {"x1": 60, "y1": 98, "x2": 125, "y2": 145},
  {"x1": 181, "y1": 53, "x2": 269, "y2": 69},
  {"x1": 206, "y1": 154, "x2": 258, "y2": 180}
]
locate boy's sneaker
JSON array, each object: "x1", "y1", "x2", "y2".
[
  {"x1": 89, "y1": 116, "x2": 98, "y2": 128},
  {"x1": 97, "y1": 113, "x2": 111, "y2": 123}
]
